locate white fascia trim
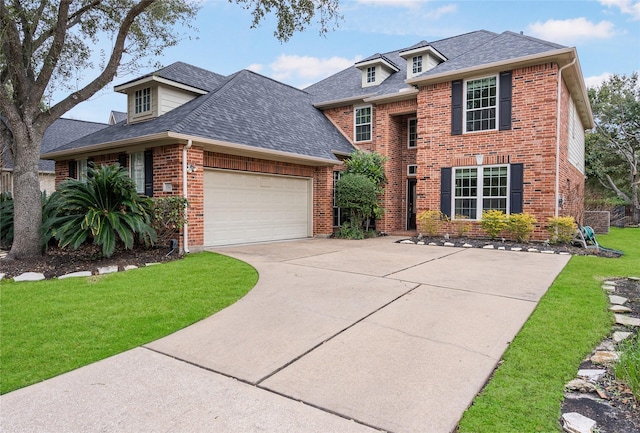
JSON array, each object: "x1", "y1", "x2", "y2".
[
  {"x1": 115, "y1": 76, "x2": 208, "y2": 95},
  {"x1": 43, "y1": 131, "x2": 341, "y2": 166},
  {"x1": 406, "y1": 47, "x2": 576, "y2": 86},
  {"x1": 355, "y1": 58, "x2": 400, "y2": 72},
  {"x1": 313, "y1": 93, "x2": 378, "y2": 109},
  {"x1": 364, "y1": 88, "x2": 419, "y2": 104},
  {"x1": 400, "y1": 46, "x2": 447, "y2": 62}
]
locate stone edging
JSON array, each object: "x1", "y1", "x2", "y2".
[
  {"x1": 397, "y1": 239, "x2": 571, "y2": 255},
  {"x1": 1, "y1": 262, "x2": 160, "y2": 283}
]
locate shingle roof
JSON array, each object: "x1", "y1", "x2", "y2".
[
  {"x1": 110, "y1": 111, "x2": 127, "y2": 124},
  {"x1": 304, "y1": 30, "x2": 566, "y2": 104},
  {"x1": 116, "y1": 61, "x2": 226, "y2": 92},
  {"x1": 1, "y1": 118, "x2": 108, "y2": 172},
  {"x1": 48, "y1": 70, "x2": 354, "y2": 162}
]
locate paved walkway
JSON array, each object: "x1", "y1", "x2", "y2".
[{"x1": 1, "y1": 237, "x2": 570, "y2": 433}]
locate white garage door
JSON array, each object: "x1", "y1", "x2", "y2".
[{"x1": 204, "y1": 170, "x2": 312, "y2": 246}]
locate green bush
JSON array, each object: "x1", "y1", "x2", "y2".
[
  {"x1": 546, "y1": 216, "x2": 578, "y2": 244},
  {"x1": 42, "y1": 164, "x2": 156, "y2": 257},
  {"x1": 0, "y1": 192, "x2": 13, "y2": 248},
  {"x1": 507, "y1": 212, "x2": 537, "y2": 242},
  {"x1": 452, "y1": 214, "x2": 471, "y2": 238},
  {"x1": 333, "y1": 221, "x2": 365, "y2": 239},
  {"x1": 615, "y1": 334, "x2": 640, "y2": 402},
  {"x1": 417, "y1": 210, "x2": 448, "y2": 237},
  {"x1": 335, "y1": 173, "x2": 378, "y2": 234},
  {"x1": 480, "y1": 209, "x2": 507, "y2": 240},
  {"x1": 343, "y1": 150, "x2": 388, "y2": 230},
  {"x1": 152, "y1": 196, "x2": 189, "y2": 246}
]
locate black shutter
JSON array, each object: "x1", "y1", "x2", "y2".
[
  {"x1": 510, "y1": 163, "x2": 524, "y2": 214},
  {"x1": 451, "y1": 80, "x2": 463, "y2": 135},
  {"x1": 144, "y1": 149, "x2": 154, "y2": 197},
  {"x1": 118, "y1": 153, "x2": 127, "y2": 169},
  {"x1": 440, "y1": 167, "x2": 452, "y2": 218},
  {"x1": 499, "y1": 71, "x2": 512, "y2": 131},
  {"x1": 68, "y1": 161, "x2": 76, "y2": 179}
]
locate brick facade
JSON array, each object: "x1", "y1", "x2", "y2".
[{"x1": 322, "y1": 62, "x2": 585, "y2": 240}]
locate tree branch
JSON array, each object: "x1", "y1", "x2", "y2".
[{"x1": 605, "y1": 174, "x2": 632, "y2": 203}]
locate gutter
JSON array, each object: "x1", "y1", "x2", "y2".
[
  {"x1": 555, "y1": 57, "x2": 577, "y2": 219},
  {"x1": 182, "y1": 139, "x2": 192, "y2": 253}
]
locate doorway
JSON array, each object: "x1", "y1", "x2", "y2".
[{"x1": 407, "y1": 178, "x2": 417, "y2": 230}]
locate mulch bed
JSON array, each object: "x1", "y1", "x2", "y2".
[{"x1": 0, "y1": 244, "x2": 183, "y2": 279}]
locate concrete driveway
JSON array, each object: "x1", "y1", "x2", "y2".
[{"x1": 1, "y1": 237, "x2": 570, "y2": 433}]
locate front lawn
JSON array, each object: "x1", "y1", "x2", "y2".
[
  {"x1": 458, "y1": 227, "x2": 640, "y2": 432},
  {"x1": 0, "y1": 252, "x2": 257, "y2": 394}
]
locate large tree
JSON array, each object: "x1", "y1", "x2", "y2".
[
  {"x1": 0, "y1": 0, "x2": 340, "y2": 259},
  {"x1": 586, "y1": 73, "x2": 640, "y2": 225}
]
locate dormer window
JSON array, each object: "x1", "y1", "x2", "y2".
[
  {"x1": 367, "y1": 66, "x2": 376, "y2": 83},
  {"x1": 135, "y1": 87, "x2": 151, "y2": 114},
  {"x1": 355, "y1": 56, "x2": 399, "y2": 88},
  {"x1": 412, "y1": 56, "x2": 423, "y2": 75},
  {"x1": 400, "y1": 44, "x2": 446, "y2": 79}
]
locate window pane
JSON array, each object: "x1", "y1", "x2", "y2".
[
  {"x1": 130, "y1": 152, "x2": 145, "y2": 194},
  {"x1": 465, "y1": 77, "x2": 497, "y2": 132},
  {"x1": 355, "y1": 107, "x2": 371, "y2": 142},
  {"x1": 408, "y1": 118, "x2": 417, "y2": 147},
  {"x1": 482, "y1": 166, "x2": 508, "y2": 213}
]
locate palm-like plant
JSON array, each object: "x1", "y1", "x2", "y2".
[{"x1": 43, "y1": 164, "x2": 156, "y2": 257}]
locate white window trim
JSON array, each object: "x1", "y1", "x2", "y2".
[
  {"x1": 451, "y1": 164, "x2": 510, "y2": 220},
  {"x1": 408, "y1": 117, "x2": 417, "y2": 148},
  {"x1": 463, "y1": 74, "x2": 499, "y2": 134},
  {"x1": 129, "y1": 152, "x2": 145, "y2": 194},
  {"x1": 412, "y1": 55, "x2": 423, "y2": 75},
  {"x1": 407, "y1": 164, "x2": 417, "y2": 177},
  {"x1": 367, "y1": 66, "x2": 376, "y2": 84},
  {"x1": 134, "y1": 87, "x2": 152, "y2": 115},
  {"x1": 354, "y1": 105, "x2": 372, "y2": 143}
]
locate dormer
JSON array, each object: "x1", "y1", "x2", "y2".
[
  {"x1": 399, "y1": 44, "x2": 447, "y2": 79},
  {"x1": 114, "y1": 75, "x2": 207, "y2": 124},
  {"x1": 355, "y1": 55, "x2": 399, "y2": 88}
]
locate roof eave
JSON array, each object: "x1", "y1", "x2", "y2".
[
  {"x1": 313, "y1": 93, "x2": 379, "y2": 109},
  {"x1": 364, "y1": 88, "x2": 419, "y2": 104},
  {"x1": 114, "y1": 76, "x2": 208, "y2": 95}
]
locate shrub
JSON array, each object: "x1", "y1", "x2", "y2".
[
  {"x1": 344, "y1": 150, "x2": 388, "y2": 230},
  {"x1": 417, "y1": 210, "x2": 448, "y2": 237},
  {"x1": 452, "y1": 215, "x2": 471, "y2": 238},
  {"x1": 335, "y1": 173, "x2": 378, "y2": 233},
  {"x1": 0, "y1": 192, "x2": 13, "y2": 248},
  {"x1": 42, "y1": 164, "x2": 157, "y2": 257},
  {"x1": 152, "y1": 196, "x2": 189, "y2": 246},
  {"x1": 507, "y1": 213, "x2": 537, "y2": 242},
  {"x1": 333, "y1": 221, "x2": 365, "y2": 240},
  {"x1": 480, "y1": 210, "x2": 507, "y2": 240},
  {"x1": 546, "y1": 216, "x2": 578, "y2": 244},
  {"x1": 615, "y1": 334, "x2": 640, "y2": 403}
]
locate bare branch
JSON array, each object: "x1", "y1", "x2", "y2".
[{"x1": 605, "y1": 174, "x2": 632, "y2": 203}]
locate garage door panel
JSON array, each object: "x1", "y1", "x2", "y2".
[{"x1": 204, "y1": 170, "x2": 311, "y2": 246}]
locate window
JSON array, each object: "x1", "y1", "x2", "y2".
[
  {"x1": 407, "y1": 164, "x2": 417, "y2": 176},
  {"x1": 135, "y1": 87, "x2": 151, "y2": 114},
  {"x1": 408, "y1": 118, "x2": 417, "y2": 148},
  {"x1": 412, "y1": 55, "x2": 423, "y2": 75},
  {"x1": 453, "y1": 165, "x2": 508, "y2": 219},
  {"x1": 78, "y1": 159, "x2": 88, "y2": 182},
  {"x1": 355, "y1": 106, "x2": 372, "y2": 142},
  {"x1": 366, "y1": 66, "x2": 376, "y2": 83},
  {"x1": 465, "y1": 76, "x2": 497, "y2": 132},
  {"x1": 333, "y1": 171, "x2": 348, "y2": 227},
  {"x1": 130, "y1": 152, "x2": 145, "y2": 194}
]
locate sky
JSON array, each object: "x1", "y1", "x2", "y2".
[{"x1": 61, "y1": 0, "x2": 640, "y2": 123}]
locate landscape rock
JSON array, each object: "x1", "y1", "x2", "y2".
[
  {"x1": 443, "y1": 242, "x2": 455, "y2": 247},
  {"x1": 542, "y1": 250, "x2": 555, "y2": 254},
  {"x1": 613, "y1": 331, "x2": 632, "y2": 343},
  {"x1": 628, "y1": 276, "x2": 640, "y2": 281},
  {"x1": 562, "y1": 412, "x2": 597, "y2": 433},
  {"x1": 527, "y1": 248, "x2": 539, "y2": 253},
  {"x1": 559, "y1": 252, "x2": 571, "y2": 255},
  {"x1": 58, "y1": 271, "x2": 92, "y2": 280},
  {"x1": 609, "y1": 305, "x2": 632, "y2": 313},
  {"x1": 590, "y1": 351, "x2": 619, "y2": 364},
  {"x1": 498, "y1": 246, "x2": 506, "y2": 250},
  {"x1": 462, "y1": 243, "x2": 472, "y2": 248},
  {"x1": 482, "y1": 245, "x2": 494, "y2": 249},
  {"x1": 417, "y1": 241, "x2": 425, "y2": 245},
  {"x1": 566, "y1": 379, "x2": 597, "y2": 393},
  {"x1": 615, "y1": 314, "x2": 640, "y2": 327},
  {"x1": 0, "y1": 273, "x2": 4, "y2": 281},
  {"x1": 400, "y1": 240, "x2": 414, "y2": 244},
  {"x1": 602, "y1": 285, "x2": 616, "y2": 293},
  {"x1": 603, "y1": 280, "x2": 617, "y2": 286},
  {"x1": 609, "y1": 295, "x2": 628, "y2": 305},
  {"x1": 577, "y1": 369, "x2": 607, "y2": 382},
  {"x1": 428, "y1": 242, "x2": 437, "y2": 246},
  {"x1": 511, "y1": 247, "x2": 522, "y2": 252},
  {"x1": 97, "y1": 265, "x2": 119, "y2": 275},
  {"x1": 13, "y1": 272, "x2": 45, "y2": 282},
  {"x1": 124, "y1": 265, "x2": 138, "y2": 271}
]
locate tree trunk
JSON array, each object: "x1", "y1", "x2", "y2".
[{"x1": 8, "y1": 128, "x2": 44, "y2": 259}]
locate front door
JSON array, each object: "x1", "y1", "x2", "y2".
[{"x1": 407, "y1": 178, "x2": 417, "y2": 230}]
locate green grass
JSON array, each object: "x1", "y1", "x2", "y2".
[
  {"x1": 616, "y1": 333, "x2": 640, "y2": 401},
  {"x1": 0, "y1": 252, "x2": 257, "y2": 394},
  {"x1": 458, "y1": 227, "x2": 640, "y2": 432}
]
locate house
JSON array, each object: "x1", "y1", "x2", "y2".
[
  {"x1": 42, "y1": 30, "x2": 592, "y2": 251},
  {"x1": 1, "y1": 118, "x2": 108, "y2": 195}
]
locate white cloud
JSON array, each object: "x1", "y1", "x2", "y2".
[
  {"x1": 268, "y1": 54, "x2": 362, "y2": 85},
  {"x1": 585, "y1": 72, "x2": 613, "y2": 89},
  {"x1": 425, "y1": 4, "x2": 457, "y2": 19},
  {"x1": 246, "y1": 63, "x2": 264, "y2": 73},
  {"x1": 528, "y1": 18, "x2": 615, "y2": 44},
  {"x1": 600, "y1": 0, "x2": 640, "y2": 20}
]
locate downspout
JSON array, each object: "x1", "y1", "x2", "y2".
[
  {"x1": 555, "y1": 57, "x2": 577, "y2": 218},
  {"x1": 182, "y1": 139, "x2": 192, "y2": 253}
]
